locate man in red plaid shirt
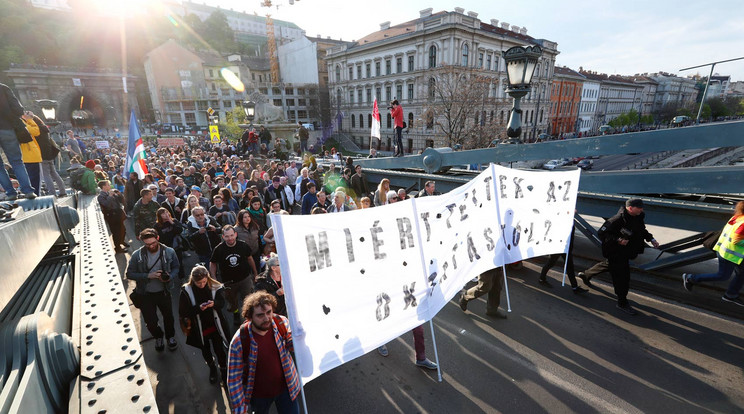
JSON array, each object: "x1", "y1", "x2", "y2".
[{"x1": 227, "y1": 291, "x2": 300, "y2": 414}]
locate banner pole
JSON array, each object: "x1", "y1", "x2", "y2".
[
  {"x1": 502, "y1": 264, "x2": 511, "y2": 312},
  {"x1": 299, "y1": 380, "x2": 309, "y2": 414},
  {"x1": 428, "y1": 319, "x2": 443, "y2": 382},
  {"x1": 561, "y1": 237, "x2": 571, "y2": 287}
]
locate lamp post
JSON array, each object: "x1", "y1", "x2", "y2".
[
  {"x1": 35, "y1": 99, "x2": 59, "y2": 126},
  {"x1": 242, "y1": 100, "x2": 256, "y2": 125},
  {"x1": 503, "y1": 45, "x2": 542, "y2": 141}
]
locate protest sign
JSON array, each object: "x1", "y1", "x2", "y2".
[
  {"x1": 157, "y1": 137, "x2": 185, "y2": 148},
  {"x1": 272, "y1": 164, "x2": 580, "y2": 383},
  {"x1": 94, "y1": 141, "x2": 109, "y2": 149}
]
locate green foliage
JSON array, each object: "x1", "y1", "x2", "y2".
[
  {"x1": 608, "y1": 109, "x2": 640, "y2": 128},
  {"x1": 218, "y1": 107, "x2": 247, "y2": 141}
]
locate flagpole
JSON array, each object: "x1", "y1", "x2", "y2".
[
  {"x1": 502, "y1": 264, "x2": 511, "y2": 312},
  {"x1": 561, "y1": 235, "x2": 571, "y2": 287},
  {"x1": 428, "y1": 319, "x2": 443, "y2": 383}
]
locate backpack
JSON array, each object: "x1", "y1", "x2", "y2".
[{"x1": 69, "y1": 167, "x2": 87, "y2": 192}]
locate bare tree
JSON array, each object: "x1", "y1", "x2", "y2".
[{"x1": 421, "y1": 65, "x2": 508, "y2": 149}]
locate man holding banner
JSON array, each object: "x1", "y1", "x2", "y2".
[{"x1": 459, "y1": 268, "x2": 507, "y2": 319}]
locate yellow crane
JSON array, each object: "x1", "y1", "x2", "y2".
[{"x1": 260, "y1": 0, "x2": 281, "y2": 84}]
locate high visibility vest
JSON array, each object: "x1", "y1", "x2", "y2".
[{"x1": 714, "y1": 215, "x2": 744, "y2": 265}]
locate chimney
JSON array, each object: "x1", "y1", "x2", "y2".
[
  {"x1": 490, "y1": 19, "x2": 499, "y2": 26},
  {"x1": 511, "y1": 25, "x2": 520, "y2": 33},
  {"x1": 380, "y1": 21, "x2": 390, "y2": 30},
  {"x1": 519, "y1": 27, "x2": 527, "y2": 35},
  {"x1": 500, "y1": 22, "x2": 510, "y2": 29},
  {"x1": 419, "y1": 8, "x2": 433, "y2": 18},
  {"x1": 467, "y1": 11, "x2": 478, "y2": 18},
  {"x1": 454, "y1": 7, "x2": 465, "y2": 14}
]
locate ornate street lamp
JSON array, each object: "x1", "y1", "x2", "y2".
[
  {"x1": 502, "y1": 45, "x2": 542, "y2": 140},
  {"x1": 35, "y1": 99, "x2": 59, "y2": 126},
  {"x1": 242, "y1": 100, "x2": 256, "y2": 122}
]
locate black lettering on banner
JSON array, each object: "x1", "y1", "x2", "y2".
[
  {"x1": 370, "y1": 220, "x2": 386, "y2": 260},
  {"x1": 484, "y1": 176, "x2": 493, "y2": 200},
  {"x1": 459, "y1": 204, "x2": 469, "y2": 221},
  {"x1": 500, "y1": 224, "x2": 510, "y2": 249},
  {"x1": 375, "y1": 293, "x2": 391, "y2": 321},
  {"x1": 396, "y1": 218, "x2": 415, "y2": 249},
  {"x1": 499, "y1": 175, "x2": 507, "y2": 199},
  {"x1": 452, "y1": 243, "x2": 458, "y2": 270},
  {"x1": 305, "y1": 232, "x2": 331, "y2": 272},
  {"x1": 467, "y1": 232, "x2": 481, "y2": 262},
  {"x1": 527, "y1": 222, "x2": 534, "y2": 243},
  {"x1": 472, "y1": 188, "x2": 478, "y2": 206},
  {"x1": 344, "y1": 228, "x2": 355, "y2": 263},
  {"x1": 544, "y1": 220, "x2": 553, "y2": 241},
  {"x1": 513, "y1": 177, "x2": 524, "y2": 199},
  {"x1": 420, "y1": 212, "x2": 432, "y2": 242},
  {"x1": 442, "y1": 261, "x2": 448, "y2": 281},
  {"x1": 445, "y1": 203, "x2": 456, "y2": 228},
  {"x1": 563, "y1": 180, "x2": 572, "y2": 201},
  {"x1": 512, "y1": 223, "x2": 521, "y2": 247},
  {"x1": 403, "y1": 282, "x2": 417, "y2": 309},
  {"x1": 484, "y1": 227, "x2": 495, "y2": 251},
  {"x1": 546, "y1": 181, "x2": 557, "y2": 202}
]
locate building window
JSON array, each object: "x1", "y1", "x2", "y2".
[
  {"x1": 385, "y1": 59, "x2": 391, "y2": 75},
  {"x1": 349, "y1": 66, "x2": 353, "y2": 79},
  {"x1": 461, "y1": 44, "x2": 469, "y2": 66},
  {"x1": 356, "y1": 66, "x2": 362, "y2": 79},
  {"x1": 386, "y1": 86, "x2": 391, "y2": 101},
  {"x1": 408, "y1": 113, "x2": 414, "y2": 128},
  {"x1": 359, "y1": 114, "x2": 364, "y2": 129},
  {"x1": 375, "y1": 61, "x2": 380, "y2": 76},
  {"x1": 486, "y1": 54, "x2": 492, "y2": 71},
  {"x1": 429, "y1": 45, "x2": 437, "y2": 68},
  {"x1": 429, "y1": 77, "x2": 436, "y2": 99},
  {"x1": 336, "y1": 65, "x2": 341, "y2": 81},
  {"x1": 351, "y1": 114, "x2": 356, "y2": 128},
  {"x1": 298, "y1": 99, "x2": 306, "y2": 106},
  {"x1": 273, "y1": 99, "x2": 282, "y2": 106},
  {"x1": 376, "y1": 87, "x2": 381, "y2": 101},
  {"x1": 349, "y1": 91, "x2": 354, "y2": 104},
  {"x1": 285, "y1": 99, "x2": 295, "y2": 106},
  {"x1": 366, "y1": 88, "x2": 371, "y2": 103},
  {"x1": 365, "y1": 63, "x2": 370, "y2": 78},
  {"x1": 185, "y1": 112, "x2": 196, "y2": 124},
  {"x1": 386, "y1": 113, "x2": 391, "y2": 129},
  {"x1": 426, "y1": 111, "x2": 434, "y2": 129},
  {"x1": 396, "y1": 57, "x2": 402, "y2": 73},
  {"x1": 396, "y1": 85, "x2": 402, "y2": 101},
  {"x1": 408, "y1": 55, "x2": 414, "y2": 72},
  {"x1": 209, "y1": 69, "x2": 214, "y2": 77},
  {"x1": 478, "y1": 52, "x2": 484, "y2": 68},
  {"x1": 357, "y1": 90, "x2": 362, "y2": 103},
  {"x1": 407, "y1": 83, "x2": 414, "y2": 101},
  {"x1": 368, "y1": 114, "x2": 372, "y2": 127}
]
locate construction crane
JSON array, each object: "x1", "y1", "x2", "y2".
[{"x1": 260, "y1": 0, "x2": 288, "y2": 84}]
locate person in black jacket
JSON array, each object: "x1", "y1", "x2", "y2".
[
  {"x1": 254, "y1": 254, "x2": 286, "y2": 316},
  {"x1": 31, "y1": 114, "x2": 66, "y2": 197},
  {"x1": 584, "y1": 199, "x2": 659, "y2": 315},
  {"x1": 0, "y1": 83, "x2": 36, "y2": 199},
  {"x1": 178, "y1": 265, "x2": 231, "y2": 384},
  {"x1": 97, "y1": 180, "x2": 128, "y2": 253},
  {"x1": 155, "y1": 207, "x2": 185, "y2": 279},
  {"x1": 186, "y1": 206, "x2": 222, "y2": 264}
]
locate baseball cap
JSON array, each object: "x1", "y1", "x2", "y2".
[{"x1": 191, "y1": 185, "x2": 201, "y2": 192}]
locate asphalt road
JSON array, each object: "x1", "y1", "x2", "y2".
[{"x1": 118, "y1": 220, "x2": 744, "y2": 414}]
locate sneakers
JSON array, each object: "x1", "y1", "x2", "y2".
[
  {"x1": 538, "y1": 278, "x2": 553, "y2": 288},
  {"x1": 24, "y1": 192, "x2": 37, "y2": 200},
  {"x1": 722, "y1": 295, "x2": 744, "y2": 307},
  {"x1": 155, "y1": 337, "x2": 165, "y2": 352},
  {"x1": 578, "y1": 272, "x2": 592, "y2": 287},
  {"x1": 415, "y1": 358, "x2": 438, "y2": 370},
  {"x1": 459, "y1": 294, "x2": 468, "y2": 312},
  {"x1": 616, "y1": 303, "x2": 638, "y2": 316},
  {"x1": 377, "y1": 345, "x2": 389, "y2": 357},
  {"x1": 682, "y1": 274, "x2": 693, "y2": 292},
  {"x1": 208, "y1": 363, "x2": 219, "y2": 384},
  {"x1": 572, "y1": 286, "x2": 589, "y2": 294},
  {"x1": 167, "y1": 337, "x2": 178, "y2": 351}
]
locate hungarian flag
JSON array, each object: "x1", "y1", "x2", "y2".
[
  {"x1": 371, "y1": 98, "x2": 381, "y2": 140},
  {"x1": 125, "y1": 110, "x2": 148, "y2": 179}
]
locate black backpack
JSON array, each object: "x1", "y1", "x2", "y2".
[{"x1": 69, "y1": 167, "x2": 87, "y2": 192}]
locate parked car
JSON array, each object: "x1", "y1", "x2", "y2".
[
  {"x1": 542, "y1": 160, "x2": 561, "y2": 170},
  {"x1": 577, "y1": 159, "x2": 593, "y2": 170},
  {"x1": 571, "y1": 157, "x2": 585, "y2": 164},
  {"x1": 558, "y1": 158, "x2": 571, "y2": 166}
]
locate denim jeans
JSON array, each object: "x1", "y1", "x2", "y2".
[
  {"x1": 24, "y1": 162, "x2": 41, "y2": 196},
  {"x1": 689, "y1": 253, "x2": 739, "y2": 284},
  {"x1": 41, "y1": 159, "x2": 66, "y2": 196},
  {"x1": 724, "y1": 262, "x2": 744, "y2": 299},
  {"x1": 0, "y1": 129, "x2": 34, "y2": 195}
]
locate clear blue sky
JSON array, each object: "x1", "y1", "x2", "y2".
[{"x1": 209, "y1": 0, "x2": 744, "y2": 82}]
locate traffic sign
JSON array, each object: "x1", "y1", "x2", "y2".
[
  {"x1": 207, "y1": 107, "x2": 215, "y2": 116},
  {"x1": 209, "y1": 125, "x2": 220, "y2": 143}
]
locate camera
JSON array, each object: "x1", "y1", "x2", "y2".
[{"x1": 160, "y1": 271, "x2": 171, "y2": 282}]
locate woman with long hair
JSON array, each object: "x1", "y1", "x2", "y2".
[
  {"x1": 180, "y1": 194, "x2": 200, "y2": 223},
  {"x1": 239, "y1": 188, "x2": 256, "y2": 210},
  {"x1": 219, "y1": 187, "x2": 240, "y2": 213},
  {"x1": 236, "y1": 210, "x2": 262, "y2": 273},
  {"x1": 178, "y1": 265, "x2": 230, "y2": 384},
  {"x1": 154, "y1": 207, "x2": 185, "y2": 279},
  {"x1": 254, "y1": 254, "x2": 287, "y2": 316},
  {"x1": 684, "y1": 201, "x2": 744, "y2": 303},
  {"x1": 373, "y1": 178, "x2": 391, "y2": 206},
  {"x1": 143, "y1": 173, "x2": 155, "y2": 186}
]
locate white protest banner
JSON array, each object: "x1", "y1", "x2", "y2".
[
  {"x1": 273, "y1": 200, "x2": 429, "y2": 383},
  {"x1": 272, "y1": 164, "x2": 581, "y2": 384},
  {"x1": 492, "y1": 165, "x2": 580, "y2": 264},
  {"x1": 95, "y1": 141, "x2": 110, "y2": 149},
  {"x1": 157, "y1": 137, "x2": 185, "y2": 148}
]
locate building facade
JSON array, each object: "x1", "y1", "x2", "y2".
[
  {"x1": 629, "y1": 75, "x2": 658, "y2": 123},
  {"x1": 650, "y1": 72, "x2": 697, "y2": 112},
  {"x1": 577, "y1": 76, "x2": 600, "y2": 135},
  {"x1": 580, "y1": 71, "x2": 643, "y2": 125},
  {"x1": 325, "y1": 7, "x2": 559, "y2": 152},
  {"x1": 549, "y1": 66, "x2": 584, "y2": 137},
  {"x1": 707, "y1": 75, "x2": 731, "y2": 100}
]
